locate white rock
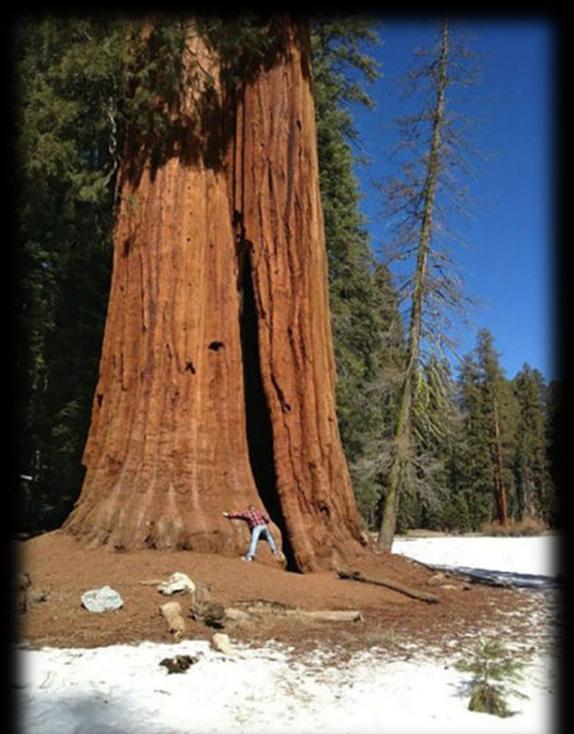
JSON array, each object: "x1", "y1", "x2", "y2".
[
  {"x1": 211, "y1": 633, "x2": 234, "y2": 655},
  {"x1": 157, "y1": 573, "x2": 196, "y2": 596},
  {"x1": 81, "y1": 586, "x2": 124, "y2": 613}
]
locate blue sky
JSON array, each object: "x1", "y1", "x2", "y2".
[{"x1": 349, "y1": 19, "x2": 555, "y2": 380}]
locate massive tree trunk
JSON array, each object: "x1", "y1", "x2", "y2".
[{"x1": 63, "y1": 17, "x2": 365, "y2": 572}]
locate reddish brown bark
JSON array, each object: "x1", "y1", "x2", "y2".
[
  {"x1": 64, "y1": 18, "x2": 366, "y2": 572},
  {"x1": 236, "y1": 21, "x2": 365, "y2": 571}
]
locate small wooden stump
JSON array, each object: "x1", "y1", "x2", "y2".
[{"x1": 159, "y1": 601, "x2": 186, "y2": 639}]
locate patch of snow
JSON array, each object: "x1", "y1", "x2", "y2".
[
  {"x1": 393, "y1": 535, "x2": 563, "y2": 583},
  {"x1": 16, "y1": 640, "x2": 557, "y2": 734}
]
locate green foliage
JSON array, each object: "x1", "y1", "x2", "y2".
[
  {"x1": 196, "y1": 15, "x2": 281, "y2": 77},
  {"x1": 403, "y1": 359, "x2": 468, "y2": 530},
  {"x1": 17, "y1": 18, "x2": 122, "y2": 194},
  {"x1": 454, "y1": 331, "x2": 516, "y2": 528},
  {"x1": 467, "y1": 683, "x2": 512, "y2": 717},
  {"x1": 394, "y1": 327, "x2": 559, "y2": 534},
  {"x1": 544, "y1": 380, "x2": 563, "y2": 526},
  {"x1": 456, "y1": 353, "x2": 494, "y2": 528},
  {"x1": 448, "y1": 331, "x2": 560, "y2": 532},
  {"x1": 311, "y1": 17, "x2": 403, "y2": 528},
  {"x1": 512, "y1": 364, "x2": 556, "y2": 522},
  {"x1": 15, "y1": 17, "x2": 121, "y2": 531},
  {"x1": 456, "y1": 637, "x2": 528, "y2": 717}
]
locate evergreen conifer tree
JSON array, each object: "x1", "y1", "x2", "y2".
[
  {"x1": 310, "y1": 18, "x2": 405, "y2": 527},
  {"x1": 512, "y1": 364, "x2": 554, "y2": 522},
  {"x1": 457, "y1": 353, "x2": 494, "y2": 528}
]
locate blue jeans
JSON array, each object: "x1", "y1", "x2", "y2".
[{"x1": 246, "y1": 524, "x2": 277, "y2": 559}]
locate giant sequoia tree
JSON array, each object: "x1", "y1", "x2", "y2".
[{"x1": 63, "y1": 17, "x2": 366, "y2": 572}]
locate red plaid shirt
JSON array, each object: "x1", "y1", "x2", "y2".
[{"x1": 227, "y1": 508, "x2": 270, "y2": 530}]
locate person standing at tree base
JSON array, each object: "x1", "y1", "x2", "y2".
[{"x1": 223, "y1": 504, "x2": 282, "y2": 562}]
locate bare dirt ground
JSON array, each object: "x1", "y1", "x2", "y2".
[{"x1": 15, "y1": 530, "x2": 541, "y2": 658}]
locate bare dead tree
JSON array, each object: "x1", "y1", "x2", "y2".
[{"x1": 377, "y1": 20, "x2": 482, "y2": 549}]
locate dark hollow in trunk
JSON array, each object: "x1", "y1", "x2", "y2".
[{"x1": 239, "y1": 249, "x2": 297, "y2": 570}]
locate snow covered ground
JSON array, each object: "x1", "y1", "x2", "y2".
[
  {"x1": 393, "y1": 533, "x2": 563, "y2": 589},
  {"x1": 15, "y1": 536, "x2": 561, "y2": 734}
]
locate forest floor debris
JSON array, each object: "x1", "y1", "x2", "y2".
[{"x1": 15, "y1": 530, "x2": 553, "y2": 654}]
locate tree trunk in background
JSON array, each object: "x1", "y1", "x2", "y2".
[{"x1": 64, "y1": 18, "x2": 365, "y2": 572}]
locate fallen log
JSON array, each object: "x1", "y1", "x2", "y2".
[
  {"x1": 338, "y1": 569, "x2": 439, "y2": 604},
  {"x1": 226, "y1": 603, "x2": 363, "y2": 623},
  {"x1": 286, "y1": 609, "x2": 363, "y2": 622}
]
